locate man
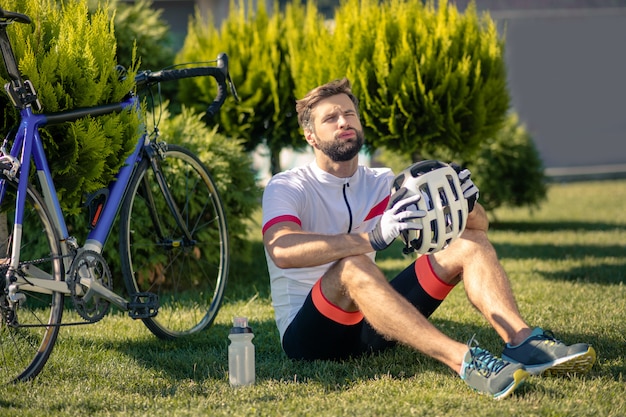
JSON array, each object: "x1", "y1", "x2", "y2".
[{"x1": 262, "y1": 78, "x2": 596, "y2": 399}]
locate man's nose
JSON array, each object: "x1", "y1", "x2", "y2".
[{"x1": 337, "y1": 114, "x2": 350, "y2": 129}]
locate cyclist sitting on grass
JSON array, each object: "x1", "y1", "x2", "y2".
[{"x1": 261, "y1": 78, "x2": 596, "y2": 399}]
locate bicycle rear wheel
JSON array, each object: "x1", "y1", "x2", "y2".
[
  {"x1": 0, "y1": 178, "x2": 63, "y2": 382},
  {"x1": 119, "y1": 144, "x2": 229, "y2": 339}
]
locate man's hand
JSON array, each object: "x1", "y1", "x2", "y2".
[
  {"x1": 451, "y1": 163, "x2": 479, "y2": 213},
  {"x1": 368, "y1": 188, "x2": 426, "y2": 251}
]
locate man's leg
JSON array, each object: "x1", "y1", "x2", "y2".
[
  {"x1": 320, "y1": 254, "x2": 528, "y2": 399},
  {"x1": 321, "y1": 254, "x2": 482, "y2": 372},
  {"x1": 428, "y1": 228, "x2": 533, "y2": 346},
  {"x1": 428, "y1": 228, "x2": 596, "y2": 375}
]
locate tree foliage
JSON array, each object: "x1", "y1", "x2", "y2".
[
  {"x1": 307, "y1": 0, "x2": 510, "y2": 158},
  {"x1": 92, "y1": 0, "x2": 176, "y2": 71},
  {"x1": 0, "y1": 0, "x2": 139, "y2": 214},
  {"x1": 167, "y1": 0, "x2": 543, "y2": 212},
  {"x1": 176, "y1": 0, "x2": 305, "y2": 174},
  {"x1": 179, "y1": 0, "x2": 508, "y2": 166}
]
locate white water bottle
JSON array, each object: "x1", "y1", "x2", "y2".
[{"x1": 228, "y1": 317, "x2": 255, "y2": 386}]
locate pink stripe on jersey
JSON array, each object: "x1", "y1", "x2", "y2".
[{"x1": 262, "y1": 215, "x2": 302, "y2": 235}]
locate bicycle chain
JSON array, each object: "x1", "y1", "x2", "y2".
[
  {"x1": 1, "y1": 252, "x2": 112, "y2": 327},
  {"x1": 0, "y1": 253, "x2": 74, "y2": 279}
]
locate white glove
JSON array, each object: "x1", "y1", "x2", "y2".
[
  {"x1": 457, "y1": 168, "x2": 479, "y2": 212},
  {"x1": 368, "y1": 188, "x2": 426, "y2": 251}
]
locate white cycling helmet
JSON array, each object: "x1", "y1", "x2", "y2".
[{"x1": 392, "y1": 160, "x2": 468, "y2": 255}]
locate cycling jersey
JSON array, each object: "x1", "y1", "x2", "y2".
[{"x1": 262, "y1": 160, "x2": 394, "y2": 341}]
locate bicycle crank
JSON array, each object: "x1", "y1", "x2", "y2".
[{"x1": 67, "y1": 250, "x2": 112, "y2": 323}]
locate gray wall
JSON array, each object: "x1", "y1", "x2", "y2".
[{"x1": 494, "y1": 8, "x2": 626, "y2": 172}]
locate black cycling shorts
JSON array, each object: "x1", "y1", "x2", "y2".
[{"x1": 282, "y1": 255, "x2": 455, "y2": 361}]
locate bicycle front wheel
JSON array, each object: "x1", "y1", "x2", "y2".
[
  {"x1": 0, "y1": 178, "x2": 64, "y2": 382},
  {"x1": 119, "y1": 144, "x2": 229, "y2": 339}
]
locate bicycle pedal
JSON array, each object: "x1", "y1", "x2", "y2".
[{"x1": 128, "y1": 292, "x2": 159, "y2": 319}]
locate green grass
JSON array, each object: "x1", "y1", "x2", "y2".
[{"x1": 1, "y1": 180, "x2": 625, "y2": 416}]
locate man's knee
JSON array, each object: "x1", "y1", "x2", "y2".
[
  {"x1": 451, "y1": 229, "x2": 497, "y2": 258},
  {"x1": 322, "y1": 255, "x2": 381, "y2": 296},
  {"x1": 334, "y1": 254, "x2": 379, "y2": 279}
]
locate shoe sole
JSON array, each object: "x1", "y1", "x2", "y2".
[
  {"x1": 494, "y1": 368, "x2": 530, "y2": 400},
  {"x1": 510, "y1": 346, "x2": 597, "y2": 376}
]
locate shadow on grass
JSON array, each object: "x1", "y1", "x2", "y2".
[
  {"x1": 85, "y1": 315, "x2": 622, "y2": 391},
  {"x1": 490, "y1": 220, "x2": 626, "y2": 233},
  {"x1": 227, "y1": 240, "x2": 271, "y2": 301},
  {"x1": 185, "y1": 220, "x2": 625, "y2": 391},
  {"x1": 489, "y1": 220, "x2": 626, "y2": 232},
  {"x1": 492, "y1": 241, "x2": 626, "y2": 283},
  {"x1": 374, "y1": 225, "x2": 626, "y2": 286}
]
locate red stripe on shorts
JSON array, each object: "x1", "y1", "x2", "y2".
[
  {"x1": 311, "y1": 280, "x2": 364, "y2": 325},
  {"x1": 415, "y1": 255, "x2": 455, "y2": 300}
]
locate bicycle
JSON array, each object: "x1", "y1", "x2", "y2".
[{"x1": 0, "y1": 7, "x2": 236, "y2": 382}]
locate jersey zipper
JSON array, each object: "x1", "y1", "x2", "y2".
[{"x1": 343, "y1": 182, "x2": 353, "y2": 233}]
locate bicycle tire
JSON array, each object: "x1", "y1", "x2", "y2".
[
  {"x1": 0, "y1": 178, "x2": 64, "y2": 382},
  {"x1": 119, "y1": 144, "x2": 229, "y2": 339}
]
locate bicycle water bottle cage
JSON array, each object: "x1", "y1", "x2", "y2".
[{"x1": 84, "y1": 188, "x2": 109, "y2": 229}]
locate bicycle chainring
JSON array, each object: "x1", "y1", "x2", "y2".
[{"x1": 67, "y1": 250, "x2": 112, "y2": 323}]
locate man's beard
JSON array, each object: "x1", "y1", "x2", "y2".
[{"x1": 315, "y1": 128, "x2": 365, "y2": 162}]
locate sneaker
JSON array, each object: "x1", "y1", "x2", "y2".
[
  {"x1": 461, "y1": 338, "x2": 529, "y2": 400},
  {"x1": 502, "y1": 327, "x2": 597, "y2": 376}
]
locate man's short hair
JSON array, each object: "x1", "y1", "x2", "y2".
[{"x1": 295, "y1": 78, "x2": 360, "y2": 131}]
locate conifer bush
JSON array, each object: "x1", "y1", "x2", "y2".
[
  {"x1": 176, "y1": 0, "x2": 312, "y2": 174},
  {"x1": 298, "y1": 0, "x2": 509, "y2": 159},
  {"x1": 91, "y1": 0, "x2": 175, "y2": 71},
  {"x1": 173, "y1": 0, "x2": 545, "y2": 213},
  {"x1": 0, "y1": 0, "x2": 139, "y2": 215}
]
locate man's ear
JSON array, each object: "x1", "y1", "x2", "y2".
[{"x1": 304, "y1": 129, "x2": 317, "y2": 147}]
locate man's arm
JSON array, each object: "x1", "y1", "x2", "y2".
[
  {"x1": 263, "y1": 222, "x2": 373, "y2": 269},
  {"x1": 465, "y1": 202, "x2": 489, "y2": 232}
]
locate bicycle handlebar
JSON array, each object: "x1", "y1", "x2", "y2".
[
  {"x1": 0, "y1": 8, "x2": 32, "y2": 24},
  {"x1": 1, "y1": 7, "x2": 236, "y2": 118},
  {"x1": 135, "y1": 53, "x2": 232, "y2": 117}
]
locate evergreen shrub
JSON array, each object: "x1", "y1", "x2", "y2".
[
  {"x1": 176, "y1": 0, "x2": 316, "y2": 174},
  {"x1": 0, "y1": 0, "x2": 139, "y2": 215},
  {"x1": 378, "y1": 112, "x2": 547, "y2": 215}
]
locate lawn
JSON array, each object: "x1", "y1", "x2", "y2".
[{"x1": 0, "y1": 179, "x2": 624, "y2": 416}]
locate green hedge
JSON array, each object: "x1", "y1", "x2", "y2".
[
  {"x1": 0, "y1": 0, "x2": 140, "y2": 215},
  {"x1": 175, "y1": 0, "x2": 545, "y2": 212}
]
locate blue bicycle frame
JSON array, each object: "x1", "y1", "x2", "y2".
[{"x1": 2, "y1": 94, "x2": 144, "y2": 309}]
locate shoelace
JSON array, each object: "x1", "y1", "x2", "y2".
[
  {"x1": 535, "y1": 329, "x2": 562, "y2": 347},
  {"x1": 467, "y1": 336, "x2": 508, "y2": 377}
]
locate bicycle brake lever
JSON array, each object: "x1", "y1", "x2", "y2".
[{"x1": 227, "y1": 73, "x2": 240, "y2": 102}]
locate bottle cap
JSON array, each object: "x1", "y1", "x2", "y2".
[{"x1": 230, "y1": 316, "x2": 253, "y2": 334}]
